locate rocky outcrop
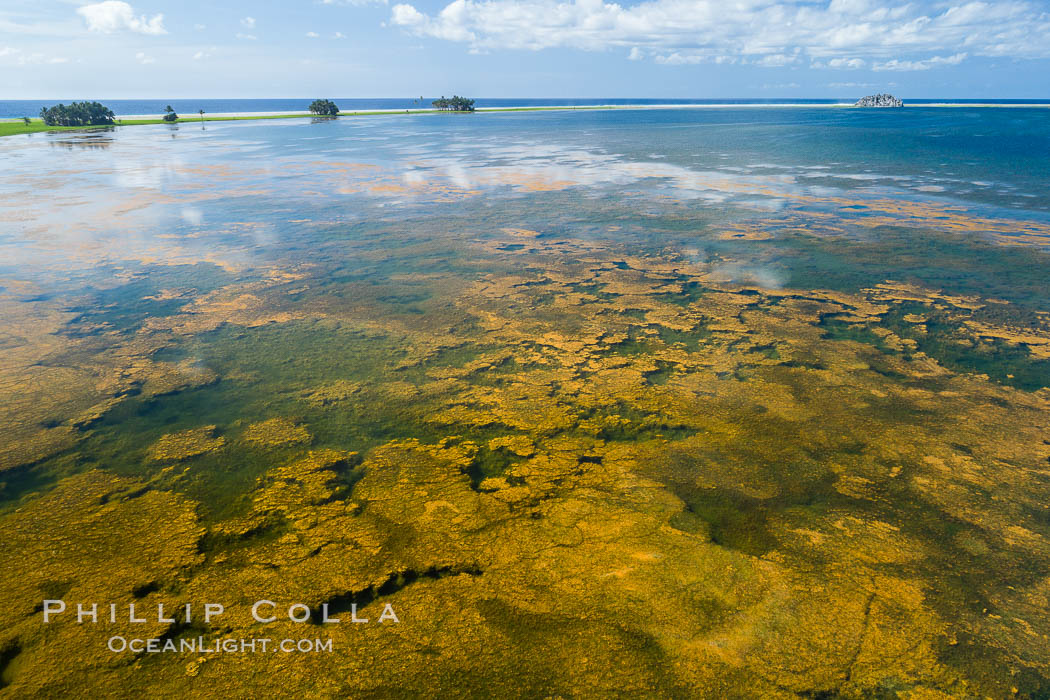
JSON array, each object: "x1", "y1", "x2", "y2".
[{"x1": 855, "y1": 93, "x2": 903, "y2": 107}]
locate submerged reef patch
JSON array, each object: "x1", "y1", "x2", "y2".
[
  {"x1": 147, "y1": 426, "x2": 226, "y2": 462},
  {"x1": 242, "y1": 418, "x2": 312, "y2": 448}
]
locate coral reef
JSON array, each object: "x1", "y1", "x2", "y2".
[
  {"x1": 242, "y1": 418, "x2": 312, "y2": 448},
  {"x1": 147, "y1": 426, "x2": 227, "y2": 462}
]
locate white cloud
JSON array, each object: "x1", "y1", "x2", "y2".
[
  {"x1": 334, "y1": 31, "x2": 346, "y2": 38},
  {"x1": 194, "y1": 23, "x2": 206, "y2": 30},
  {"x1": 708, "y1": 263, "x2": 786, "y2": 289},
  {"x1": 390, "y1": 0, "x2": 1050, "y2": 64},
  {"x1": 135, "y1": 51, "x2": 154, "y2": 64},
  {"x1": 78, "y1": 1, "x2": 166, "y2": 35},
  {"x1": 391, "y1": 5, "x2": 429, "y2": 30},
  {"x1": 873, "y1": 52, "x2": 967, "y2": 71},
  {"x1": 628, "y1": 47, "x2": 643, "y2": 61},
  {"x1": 653, "y1": 52, "x2": 706, "y2": 66},
  {"x1": 11, "y1": 51, "x2": 71, "y2": 65},
  {"x1": 755, "y1": 53, "x2": 800, "y2": 67},
  {"x1": 235, "y1": 33, "x2": 257, "y2": 40},
  {"x1": 306, "y1": 31, "x2": 320, "y2": 38},
  {"x1": 653, "y1": 52, "x2": 736, "y2": 65},
  {"x1": 181, "y1": 207, "x2": 203, "y2": 226},
  {"x1": 813, "y1": 57, "x2": 867, "y2": 69},
  {"x1": 241, "y1": 16, "x2": 256, "y2": 29}
]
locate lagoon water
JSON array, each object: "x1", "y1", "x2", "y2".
[{"x1": 2, "y1": 107, "x2": 1050, "y2": 696}]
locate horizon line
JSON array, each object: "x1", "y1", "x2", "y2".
[{"x1": 3, "y1": 96, "x2": 1049, "y2": 101}]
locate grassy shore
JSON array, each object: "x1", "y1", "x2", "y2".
[
  {"x1": 0, "y1": 105, "x2": 631, "y2": 138},
  {"x1": 5, "y1": 101, "x2": 1049, "y2": 139},
  {"x1": 0, "y1": 113, "x2": 327, "y2": 137}
]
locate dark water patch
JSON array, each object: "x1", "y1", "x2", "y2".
[
  {"x1": 938, "y1": 632, "x2": 1050, "y2": 699},
  {"x1": 779, "y1": 355, "x2": 828, "y2": 371},
  {"x1": 38, "y1": 580, "x2": 72, "y2": 601},
  {"x1": 424, "y1": 343, "x2": 500, "y2": 371},
  {"x1": 888, "y1": 489, "x2": 1050, "y2": 695},
  {"x1": 819, "y1": 314, "x2": 899, "y2": 354},
  {"x1": 60, "y1": 315, "x2": 516, "y2": 519},
  {"x1": 60, "y1": 263, "x2": 235, "y2": 337},
  {"x1": 617, "y1": 307, "x2": 648, "y2": 320},
  {"x1": 749, "y1": 342, "x2": 781, "y2": 361},
  {"x1": 153, "y1": 322, "x2": 408, "y2": 401},
  {"x1": 131, "y1": 581, "x2": 161, "y2": 598},
  {"x1": 653, "y1": 279, "x2": 707, "y2": 307},
  {"x1": 470, "y1": 596, "x2": 690, "y2": 697},
  {"x1": 655, "y1": 407, "x2": 867, "y2": 556},
  {"x1": 781, "y1": 226, "x2": 1050, "y2": 309},
  {"x1": 566, "y1": 281, "x2": 617, "y2": 301},
  {"x1": 643, "y1": 361, "x2": 676, "y2": 385},
  {"x1": 580, "y1": 400, "x2": 697, "y2": 442},
  {"x1": 886, "y1": 302, "x2": 1050, "y2": 391},
  {"x1": 673, "y1": 489, "x2": 780, "y2": 557},
  {"x1": 0, "y1": 453, "x2": 83, "y2": 511},
  {"x1": 822, "y1": 303, "x2": 1050, "y2": 391},
  {"x1": 0, "y1": 640, "x2": 22, "y2": 689},
  {"x1": 198, "y1": 513, "x2": 291, "y2": 558},
  {"x1": 312, "y1": 455, "x2": 366, "y2": 505},
  {"x1": 315, "y1": 564, "x2": 482, "y2": 622},
  {"x1": 601, "y1": 333, "x2": 659, "y2": 357},
  {"x1": 655, "y1": 324, "x2": 711, "y2": 351},
  {"x1": 464, "y1": 446, "x2": 521, "y2": 490}
]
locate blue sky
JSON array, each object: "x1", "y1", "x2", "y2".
[{"x1": 1, "y1": 0, "x2": 1048, "y2": 98}]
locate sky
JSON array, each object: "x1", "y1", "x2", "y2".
[{"x1": 1, "y1": 0, "x2": 1048, "y2": 98}]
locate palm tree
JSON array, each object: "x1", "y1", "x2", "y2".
[
  {"x1": 309, "y1": 99, "x2": 339, "y2": 117},
  {"x1": 199, "y1": 109, "x2": 205, "y2": 123}
]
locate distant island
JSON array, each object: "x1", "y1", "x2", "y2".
[
  {"x1": 855, "y1": 94, "x2": 903, "y2": 107},
  {"x1": 432, "y1": 96, "x2": 475, "y2": 112}
]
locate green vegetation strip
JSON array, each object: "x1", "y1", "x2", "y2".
[{"x1": 0, "y1": 106, "x2": 622, "y2": 138}]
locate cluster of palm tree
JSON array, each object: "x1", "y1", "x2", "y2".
[
  {"x1": 162, "y1": 105, "x2": 179, "y2": 122},
  {"x1": 38, "y1": 101, "x2": 115, "y2": 126},
  {"x1": 431, "y1": 95, "x2": 475, "y2": 112},
  {"x1": 309, "y1": 99, "x2": 340, "y2": 116}
]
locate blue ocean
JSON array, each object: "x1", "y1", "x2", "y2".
[{"x1": 2, "y1": 96, "x2": 1049, "y2": 118}]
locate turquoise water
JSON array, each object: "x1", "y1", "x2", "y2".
[{"x1": 4, "y1": 97, "x2": 1050, "y2": 119}]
